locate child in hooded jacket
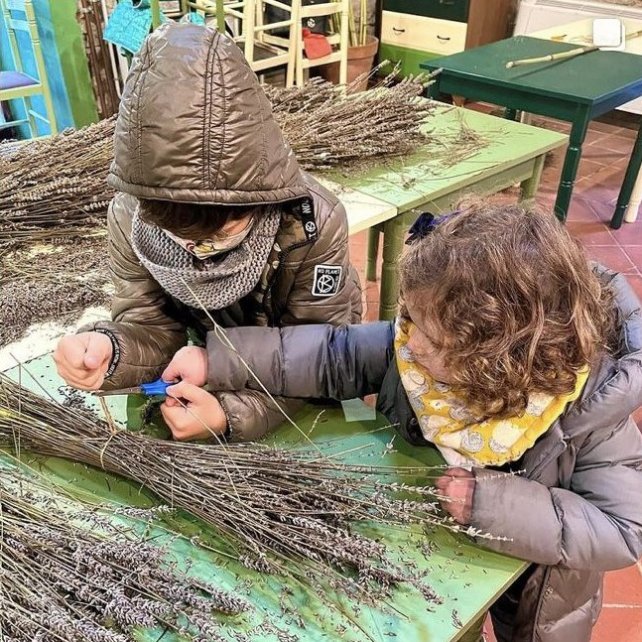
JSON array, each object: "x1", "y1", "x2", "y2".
[
  {"x1": 179, "y1": 201, "x2": 642, "y2": 642},
  {"x1": 53, "y1": 24, "x2": 361, "y2": 443}
]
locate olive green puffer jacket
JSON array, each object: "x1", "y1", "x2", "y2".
[{"x1": 88, "y1": 23, "x2": 361, "y2": 441}]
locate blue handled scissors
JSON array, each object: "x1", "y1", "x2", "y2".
[{"x1": 95, "y1": 377, "x2": 172, "y2": 398}]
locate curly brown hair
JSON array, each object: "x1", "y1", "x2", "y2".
[
  {"x1": 399, "y1": 200, "x2": 615, "y2": 419},
  {"x1": 139, "y1": 199, "x2": 258, "y2": 238}
]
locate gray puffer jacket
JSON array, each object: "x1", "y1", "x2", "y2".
[{"x1": 205, "y1": 267, "x2": 642, "y2": 642}]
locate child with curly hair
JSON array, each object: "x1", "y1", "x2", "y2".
[{"x1": 183, "y1": 201, "x2": 642, "y2": 641}]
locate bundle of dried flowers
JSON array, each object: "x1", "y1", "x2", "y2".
[
  {"x1": 0, "y1": 464, "x2": 248, "y2": 642},
  {"x1": 0, "y1": 119, "x2": 115, "y2": 245},
  {"x1": 0, "y1": 235, "x2": 111, "y2": 346},
  {"x1": 265, "y1": 74, "x2": 437, "y2": 170},
  {"x1": 0, "y1": 72, "x2": 481, "y2": 247},
  {"x1": 0, "y1": 375, "x2": 497, "y2": 605}
]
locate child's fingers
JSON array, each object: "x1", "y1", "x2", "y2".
[
  {"x1": 160, "y1": 404, "x2": 186, "y2": 436},
  {"x1": 163, "y1": 395, "x2": 181, "y2": 408},
  {"x1": 55, "y1": 335, "x2": 88, "y2": 370},
  {"x1": 84, "y1": 333, "x2": 112, "y2": 370},
  {"x1": 444, "y1": 467, "x2": 473, "y2": 478},
  {"x1": 166, "y1": 381, "x2": 199, "y2": 401},
  {"x1": 168, "y1": 383, "x2": 215, "y2": 407},
  {"x1": 435, "y1": 475, "x2": 451, "y2": 492},
  {"x1": 162, "y1": 361, "x2": 181, "y2": 383},
  {"x1": 160, "y1": 403, "x2": 178, "y2": 426}
]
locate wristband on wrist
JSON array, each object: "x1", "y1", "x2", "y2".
[{"x1": 94, "y1": 328, "x2": 121, "y2": 379}]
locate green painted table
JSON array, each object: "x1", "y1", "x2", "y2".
[
  {"x1": 325, "y1": 102, "x2": 567, "y2": 319},
  {"x1": 3, "y1": 355, "x2": 526, "y2": 642},
  {"x1": 421, "y1": 36, "x2": 642, "y2": 228}
]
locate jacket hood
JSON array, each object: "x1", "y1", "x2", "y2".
[
  {"x1": 107, "y1": 23, "x2": 308, "y2": 205},
  {"x1": 564, "y1": 267, "x2": 642, "y2": 434}
]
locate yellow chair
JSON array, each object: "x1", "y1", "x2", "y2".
[
  {"x1": 0, "y1": 0, "x2": 57, "y2": 137},
  {"x1": 183, "y1": 0, "x2": 298, "y2": 87},
  {"x1": 295, "y1": 0, "x2": 348, "y2": 86}
]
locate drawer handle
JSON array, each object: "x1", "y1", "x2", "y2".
[
  {"x1": 392, "y1": 27, "x2": 406, "y2": 33},
  {"x1": 439, "y1": 0, "x2": 456, "y2": 4},
  {"x1": 437, "y1": 35, "x2": 451, "y2": 41}
]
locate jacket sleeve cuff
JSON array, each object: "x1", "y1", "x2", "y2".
[
  {"x1": 471, "y1": 468, "x2": 563, "y2": 565},
  {"x1": 81, "y1": 321, "x2": 171, "y2": 390},
  {"x1": 215, "y1": 391, "x2": 267, "y2": 442}
]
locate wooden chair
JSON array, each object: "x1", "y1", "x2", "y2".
[
  {"x1": 295, "y1": 0, "x2": 348, "y2": 86},
  {"x1": 0, "y1": 0, "x2": 57, "y2": 137},
  {"x1": 183, "y1": 0, "x2": 298, "y2": 87}
]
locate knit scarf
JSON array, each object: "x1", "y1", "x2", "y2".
[
  {"x1": 394, "y1": 318, "x2": 589, "y2": 467},
  {"x1": 131, "y1": 207, "x2": 280, "y2": 310}
]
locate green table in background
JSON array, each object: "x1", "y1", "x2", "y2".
[
  {"x1": 326, "y1": 102, "x2": 567, "y2": 319},
  {"x1": 421, "y1": 36, "x2": 642, "y2": 228},
  {"x1": 3, "y1": 355, "x2": 526, "y2": 642}
]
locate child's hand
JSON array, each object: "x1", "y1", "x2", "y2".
[
  {"x1": 435, "y1": 468, "x2": 476, "y2": 525},
  {"x1": 53, "y1": 332, "x2": 113, "y2": 390},
  {"x1": 161, "y1": 381, "x2": 227, "y2": 441},
  {"x1": 162, "y1": 346, "x2": 208, "y2": 387}
]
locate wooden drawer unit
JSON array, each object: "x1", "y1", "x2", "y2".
[
  {"x1": 382, "y1": 12, "x2": 468, "y2": 55},
  {"x1": 378, "y1": 0, "x2": 514, "y2": 78}
]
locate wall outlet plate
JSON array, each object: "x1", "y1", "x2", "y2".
[{"x1": 593, "y1": 18, "x2": 625, "y2": 51}]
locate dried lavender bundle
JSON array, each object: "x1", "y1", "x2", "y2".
[
  {"x1": 0, "y1": 118, "x2": 115, "y2": 244},
  {"x1": 0, "y1": 236, "x2": 111, "y2": 346},
  {"x1": 0, "y1": 465, "x2": 248, "y2": 642},
  {"x1": 0, "y1": 375, "x2": 493, "y2": 605},
  {"x1": 264, "y1": 74, "x2": 437, "y2": 170},
  {"x1": 0, "y1": 72, "x2": 483, "y2": 249}
]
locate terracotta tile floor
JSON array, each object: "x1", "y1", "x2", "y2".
[{"x1": 347, "y1": 112, "x2": 642, "y2": 641}]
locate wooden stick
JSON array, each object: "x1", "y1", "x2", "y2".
[
  {"x1": 506, "y1": 29, "x2": 642, "y2": 69},
  {"x1": 506, "y1": 45, "x2": 598, "y2": 69},
  {"x1": 630, "y1": 28, "x2": 642, "y2": 42},
  {"x1": 347, "y1": 0, "x2": 358, "y2": 48}
]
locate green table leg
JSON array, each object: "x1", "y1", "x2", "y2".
[
  {"x1": 379, "y1": 216, "x2": 405, "y2": 320},
  {"x1": 150, "y1": 0, "x2": 162, "y2": 28},
  {"x1": 610, "y1": 120, "x2": 642, "y2": 229},
  {"x1": 554, "y1": 110, "x2": 590, "y2": 222},
  {"x1": 519, "y1": 154, "x2": 545, "y2": 201},
  {"x1": 426, "y1": 78, "x2": 441, "y2": 100},
  {"x1": 216, "y1": 0, "x2": 226, "y2": 34},
  {"x1": 366, "y1": 226, "x2": 380, "y2": 282}
]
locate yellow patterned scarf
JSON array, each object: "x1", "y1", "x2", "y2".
[{"x1": 395, "y1": 318, "x2": 589, "y2": 467}]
